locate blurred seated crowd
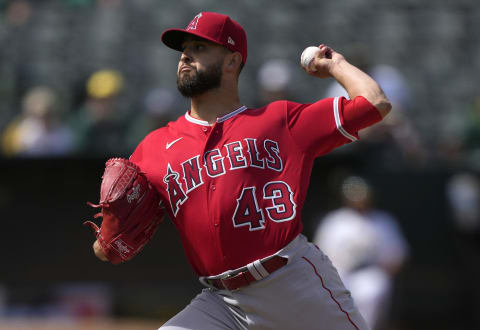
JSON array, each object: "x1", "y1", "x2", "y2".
[
  {"x1": 0, "y1": 69, "x2": 185, "y2": 158},
  {"x1": 2, "y1": 57, "x2": 480, "y2": 173},
  {"x1": 0, "y1": 0, "x2": 479, "y2": 172}
]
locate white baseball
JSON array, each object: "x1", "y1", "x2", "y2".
[{"x1": 300, "y1": 46, "x2": 320, "y2": 71}]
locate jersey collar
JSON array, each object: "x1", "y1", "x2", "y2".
[{"x1": 185, "y1": 105, "x2": 248, "y2": 126}]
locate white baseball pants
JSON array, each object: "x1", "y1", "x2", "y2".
[{"x1": 160, "y1": 234, "x2": 369, "y2": 330}]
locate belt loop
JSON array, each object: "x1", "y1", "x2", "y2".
[
  {"x1": 253, "y1": 259, "x2": 269, "y2": 277},
  {"x1": 246, "y1": 262, "x2": 263, "y2": 280}
]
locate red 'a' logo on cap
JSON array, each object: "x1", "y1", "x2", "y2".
[{"x1": 187, "y1": 13, "x2": 202, "y2": 30}]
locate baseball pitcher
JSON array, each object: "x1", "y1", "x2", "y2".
[{"x1": 85, "y1": 11, "x2": 391, "y2": 330}]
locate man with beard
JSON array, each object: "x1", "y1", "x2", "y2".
[{"x1": 91, "y1": 11, "x2": 391, "y2": 330}]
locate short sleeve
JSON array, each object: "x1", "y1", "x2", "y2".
[{"x1": 286, "y1": 96, "x2": 381, "y2": 157}]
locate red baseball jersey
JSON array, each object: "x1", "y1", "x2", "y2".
[{"x1": 130, "y1": 96, "x2": 381, "y2": 276}]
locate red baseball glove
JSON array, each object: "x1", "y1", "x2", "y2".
[{"x1": 84, "y1": 158, "x2": 164, "y2": 264}]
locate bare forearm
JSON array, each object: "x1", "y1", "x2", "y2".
[
  {"x1": 330, "y1": 59, "x2": 391, "y2": 117},
  {"x1": 304, "y1": 44, "x2": 392, "y2": 118}
]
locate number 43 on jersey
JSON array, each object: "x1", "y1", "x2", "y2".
[{"x1": 233, "y1": 181, "x2": 297, "y2": 231}]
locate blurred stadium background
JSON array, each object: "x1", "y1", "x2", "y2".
[{"x1": 1, "y1": 0, "x2": 480, "y2": 329}]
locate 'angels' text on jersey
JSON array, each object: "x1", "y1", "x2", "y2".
[{"x1": 163, "y1": 137, "x2": 283, "y2": 217}]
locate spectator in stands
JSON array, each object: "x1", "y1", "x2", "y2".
[
  {"x1": 446, "y1": 171, "x2": 480, "y2": 328},
  {"x1": 125, "y1": 87, "x2": 185, "y2": 150},
  {"x1": 1, "y1": 86, "x2": 73, "y2": 157},
  {"x1": 255, "y1": 58, "x2": 294, "y2": 106},
  {"x1": 69, "y1": 69, "x2": 127, "y2": 156},
  {"x1": 446, "y1": 172, "x2": 480, "y2": 238},
  {"x1": 313, "y1": 176, "x2": 409, "y2": 330},
  {"x1": 3, "y1": 0, "x2": 32, "y2": 27}
]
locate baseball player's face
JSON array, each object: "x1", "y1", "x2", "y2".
[{"x1": 176, "y1": 37, "x2": 229, "y2": 97}]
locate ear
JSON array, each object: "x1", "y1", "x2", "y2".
[{"x1": 224, "y1": 52, "x2": 243, "y2": 73}]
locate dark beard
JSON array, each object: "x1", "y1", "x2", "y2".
[{"x1": 177, "y1": 61, "x2": 223, "y2": 97}]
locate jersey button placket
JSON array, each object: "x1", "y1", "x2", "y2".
[
  {"x1": 202, "y1": 122, "x2": 223, "y2": 258},
  {"x1": 209, "y1": 183, "x2": 217, "y2": 227}
]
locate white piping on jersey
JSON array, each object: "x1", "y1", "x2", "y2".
[
  {"x1": 333, "y1": 96, "x2": 357, "y2": 142},
  {"x1": 184, "y1": 105, "x2": 248, "y2": 126},
  {"x1": 185, "y1": 111, "x2": 211, "y2": 126},
  {"x1": 217, "y1": 105, "x2": 248, "y2": 122}
]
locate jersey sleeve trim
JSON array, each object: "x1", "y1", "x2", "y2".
[{"x1": 333, "y1": 96, "x2": 358, "y2": 142}]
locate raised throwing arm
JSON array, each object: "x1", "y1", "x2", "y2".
[{"x1": 304, "y1": 44, "x2": 392, "y2": 118}]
